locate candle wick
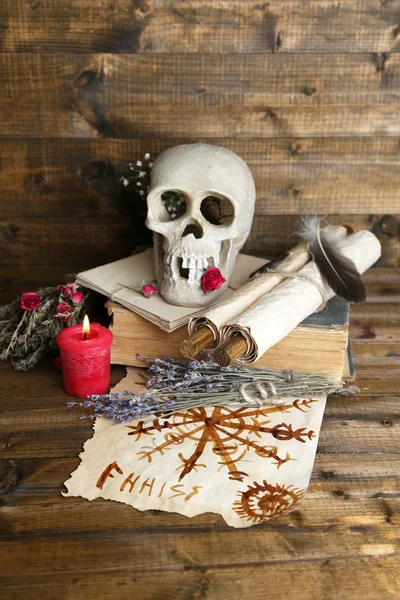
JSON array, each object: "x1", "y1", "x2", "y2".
[{"x1": 84, "y1": 333, "x2": 87, "y2": 341}]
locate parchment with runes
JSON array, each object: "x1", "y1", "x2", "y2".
[{"x1": 64, "y1": 369, "x2": 326, "y2": 528}]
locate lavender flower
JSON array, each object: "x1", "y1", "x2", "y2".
[{"x1": 67, "y1": 356, "x2": 357, "y2": 424}]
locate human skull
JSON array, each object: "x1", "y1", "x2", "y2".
[{"x1": 146, "y1": 144, "x2": 256, "y2": 307}]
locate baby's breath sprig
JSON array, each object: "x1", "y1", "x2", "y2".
[
  {"x1": 68, "y1": 356, "x2": 358, "y2": 423},
  {"x1": 119, "y1": 155, "x2": 188, "y2": 222},
  {"x1": 120, "y1": 153, "x2": 152, "y2": 196}
]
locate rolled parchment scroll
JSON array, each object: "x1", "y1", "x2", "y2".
[
  {"x1": 184, "y1": 225, "x2": 348, "y2": 357},
  {"x1": 219, "y1": 229, "x2": 381, "y2": 364}
]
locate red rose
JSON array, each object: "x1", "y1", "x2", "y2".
[
  {"x1": 71, "y1": 290, "x2": 84, "y2": 304},
  {"x1": 141, "y1": 283, "x2": 158, "y2": 298},
  {"x1": 21, "y1": 291, "x2": 41, "y2": 311},
  {"x1": 57, "y1": 283, "x2": 77, "y2": 298},
  {"x1": 56, "y1": 302, "x2": 73, "y2": 322},
  {"x1": 201, "y1": 267, "x2": 226, "y2": 293}
]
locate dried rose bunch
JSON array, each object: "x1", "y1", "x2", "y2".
[{"x1": 0, "y1": 283, "x2": 88, "y2": 370}]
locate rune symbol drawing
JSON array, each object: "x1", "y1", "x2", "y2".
[{"x1": 127, "y1": 400, "x2": 317, "y2": 482}]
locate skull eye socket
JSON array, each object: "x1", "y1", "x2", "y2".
[
  {"x1": 200, "y1": 196, "x2": 235, "y2": 226},
  {"x1": 157, "y1": 191, "x2": 187, "y2": 222}
]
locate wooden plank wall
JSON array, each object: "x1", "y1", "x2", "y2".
[{"x1": 1, "y1": 0, "x2": 400, "y2": 303}]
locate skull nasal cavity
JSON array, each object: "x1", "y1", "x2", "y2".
[{"x1": 182, "y1": 223, "x2": 203, "y2": 239}]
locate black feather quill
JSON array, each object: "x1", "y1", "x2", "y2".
[{"x1": 299, "y1": 217, "x2": 366, "y2": 303}]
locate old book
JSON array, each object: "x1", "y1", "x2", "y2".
[
  {"x1": 108, "y1": 296, "x2": 353, "y2": 381},
  {"x1": 77, "y1": 248, "x2": 266, "y2": 333}
]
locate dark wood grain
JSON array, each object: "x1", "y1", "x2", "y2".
[
  {"x1": 1, "y1": 558, "x2": 398, "y2": 600},
  {"x1": 0, "y1": 6, "x2": 399, "y2": 287},
  {"x1": 1, "y1": 1, "x2": 400, "y2": 594},
  {"x1": 1, "y1": 0, "x2": 400, "y2": 54},
  {"x1": 1, "y1": 453, "x2": 399, "y2": 508},
  {"x1": 0, "y1": 216, "x2": 133, "y2": 268},
  {"x1": 1, "y1": 53, "x2": 400, "y2": 139},
  {"x1": 0, "y1": 523, "x2": 397, "y2": 574},
  {"x1": 0, "y1": 215, "x2": 398, "y2": 305},
  {"x1": 1, "y1": 137, "x2": 400, "y2": 217},
  {"x1": 0, "y1": 213, "x2": 398, "y2": 281},
  {"x1": 0, "y1": 214, "x2": 398, "y2": 308}
]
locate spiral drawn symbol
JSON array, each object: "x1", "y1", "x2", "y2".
[{"x1": 233, "y1": 480, "x2": 305, "y2": 523}]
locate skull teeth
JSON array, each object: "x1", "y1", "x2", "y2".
[{"x1": 164, "y1": 253, "x2": 217, "y2": 283}]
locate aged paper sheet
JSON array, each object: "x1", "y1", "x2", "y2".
[{"x1": 64, "y1": 369, "x2": 327, "y2": 528}]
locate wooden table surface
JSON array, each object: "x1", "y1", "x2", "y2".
[{"x1": 1, "y1": 269, "x2": 400, "y2": 600}]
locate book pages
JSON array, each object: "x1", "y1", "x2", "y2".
[
  {"x1": 76, "y1": 249, "x2": 155, "y2": 297},
  {"x1": 77, "y1": 250, "x2": 266, "y2": 332},
  {"x1": 221, "y1": 230, "x2": 381, "y2": 363}
]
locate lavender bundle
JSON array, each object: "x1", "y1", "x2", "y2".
[{"x1": 68, "y1": 356, "x2": 358, "y2": 424}]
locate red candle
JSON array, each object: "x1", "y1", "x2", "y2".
[{"x1": 56, "y1": 316, "x2": 113, "y2": 398}]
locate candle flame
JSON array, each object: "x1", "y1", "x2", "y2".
[{"x1": 82, "y1": 314, "x2": 90, "y2": 336}]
